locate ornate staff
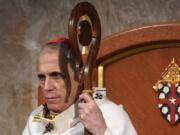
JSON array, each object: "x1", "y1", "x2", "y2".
[{"x1": 68, "y1": 2, "x2": 101, "y2": 135}]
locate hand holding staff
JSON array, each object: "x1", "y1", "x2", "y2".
[{"x1": 68, "y1": 2, "x2": 101, "y2": 135}]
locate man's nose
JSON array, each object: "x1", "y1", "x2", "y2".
[{"x1": 44, "y1": 77, "x2": 53, "y2": 91}]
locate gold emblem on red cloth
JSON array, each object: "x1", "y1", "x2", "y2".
[{"x1": 153, "y1": 58, "x2": 180, "y2": 125}]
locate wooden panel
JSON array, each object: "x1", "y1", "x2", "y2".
[
  {"x1": 97, "y1": 23, "x2": 180, "y2": 63},
  {"x1": 104, "y1": 47, "x2": 180, "y2": 135},
  {"x1": 96, "y1": 23, "x2": 180, "y2": 135}
]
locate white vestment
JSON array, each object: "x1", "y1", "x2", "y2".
[{"x1": 22, "y1": 90, "x2": 137, "y2": 135}]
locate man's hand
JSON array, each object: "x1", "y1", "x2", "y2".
[{"x1": 78, "y1": 93, "x2": 107, "y2": 135}]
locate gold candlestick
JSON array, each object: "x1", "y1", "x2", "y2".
[{"x1": 98, "y1": 65, "x2": 104, "y2": 88}]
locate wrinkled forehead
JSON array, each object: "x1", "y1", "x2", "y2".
[{"x1": 37, "y1": 48, "x2": 60, "y2": 72}]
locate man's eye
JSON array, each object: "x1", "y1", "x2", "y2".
[
  {"x1": 37, "y1": 74, "x2": 45, "y2": 81},
  {"x1": 50, "y1": 72, "x2": 65, "y2": 79}
]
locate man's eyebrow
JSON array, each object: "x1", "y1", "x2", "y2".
[
  {"x1": 49, "y1": 72, "x2": 65, "y2": 78},
  {"x1": 37, "y1": 73, "x2": 45, "y2": 77}
]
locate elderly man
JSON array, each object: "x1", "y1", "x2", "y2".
[{"x1": 22, "y1": 38, "x2": 137, "y2": 135}]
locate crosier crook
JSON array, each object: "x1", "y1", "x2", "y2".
[{"x1": 68, "y1": 2, "x2": 101, "y2": 135}]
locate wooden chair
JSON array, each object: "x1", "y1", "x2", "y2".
[{"x1": 95, "y1": 23, "x2": 180, "y2": 135}]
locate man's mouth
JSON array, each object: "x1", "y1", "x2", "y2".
[{"x1": 45, "y1": 97, "x2": 60, "y2": 101}]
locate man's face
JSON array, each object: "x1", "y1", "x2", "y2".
[{"x1": 37, "y1": 49, "x2": 78, "y2": 112}]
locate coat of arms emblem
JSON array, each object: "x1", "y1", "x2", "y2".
[{"x1": 153, "y1": 58, "x2": 180, "y2": 125}]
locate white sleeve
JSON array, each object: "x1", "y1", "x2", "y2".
[
  {"x1": 100, "y1": 102, "x2": 137, "y2": 135},
  {"x1": 22, "y1": 106, "x2": 44, "y2": 135},
  {"x1": 104, "y1": 128, "x2": 113, "y2": 135},
  {"x1": 22, "y1": 118, "x2": 31, "y2": 135}
]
